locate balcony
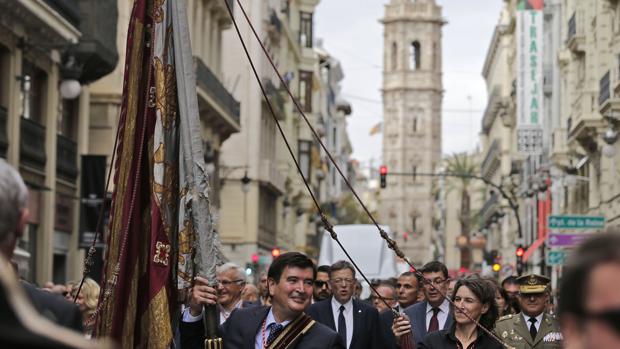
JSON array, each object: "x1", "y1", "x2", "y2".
[
  {"x1": 481, "y1": 139, "x2": 500, "y2": 180},
  {"x1": 43, "y1": 0, "x2": 80, "y2": 27},
  {"x1": 543, "y1": 64, "x2": 553, "y2": 95},
  {"x1": 599, "y1": 71, "x2": 610, "y2": 106},
  {"x1": 258, "y1": 159, "x2": 285, "y2": 194},
  {"x1": 194, "y1": 57, "x2": 241, "y2": 139},
  {"x1": 264, "y1": 80, "x2": 286, "y2": 119},
  {"x1": 20, "y1": 118, "x2": 47, "y2": 171},
  {"x1": 481, "y1": 87, "x2": 504, "y2": 133},
  {"x1": 0, "y1": 106, "x2": 7, "y2": 158},
  {"x1": 56, "y1": 135, "x2": 78, "y2": 182},
  {"x1": 478, "y1": 193, "x2": 499, "y2": 229},
  {"x1": 567, "y1": 11, "x2": 585, "y2": 53}
]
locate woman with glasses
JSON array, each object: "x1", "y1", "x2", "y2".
[{"x1": 419, "y1": 275, "x2": 503, "y2": 349}]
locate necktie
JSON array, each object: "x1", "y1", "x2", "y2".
[
  {"x1": 266, "y1": 323, "x2": 284, "y2": 347},
  {"x1": 428, "y1": 307, "x2": 440, "y2": 333},
  {"x1": 338, "y1": 305, "x2": 347, "y2": 346},
  {"x1": 529, "y1": 317, "x2": 538, "y2": 340}
]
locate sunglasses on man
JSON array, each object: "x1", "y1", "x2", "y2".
[{"x1": 314, "y1": 280, "x2": 329, "y2": 288}]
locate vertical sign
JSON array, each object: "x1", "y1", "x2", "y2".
[{"x1": 516, "y1": 0, "x2": 544, "y2": 154}]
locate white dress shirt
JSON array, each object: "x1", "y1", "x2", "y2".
[
  {"x1": 425, "y1": 299, "x2": 450, "y2": 331},
  {"x1": 331, "y1": 297, "x2": 354, "y2": 349},
  {"x1": 522, "y1": 312, "x2": 544, "y2": 332},
  {"x1": 254, "y1": 307, "x2": 291, "y2": 349},
  {"x1": 182, "y1": 299, "x2": 243, "y2": 325}
]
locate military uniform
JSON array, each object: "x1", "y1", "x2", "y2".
[{"x1": 493, "y1": 274, "x2": 563, "y2": 349}]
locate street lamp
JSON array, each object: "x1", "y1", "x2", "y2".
[
  {"x1": 602, "y1": 127, "x2": 618, "y2": 158},
  {"x1": 241, "y1": 171, "x2": 251, "y2": 193}
]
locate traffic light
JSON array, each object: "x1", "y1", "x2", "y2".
[
  {"x1": 492, "y1": 263, "x2": 502, "y2": 273},
  {"x1": 245, "y1": 263, "x2": 253, "y2": 276},
  {"x1": 380, "y1": 165, "x2": 388, "y2": 188},
  {"x1": 271, "y1": 247, "x2": 281, "y2": 258},
  {"x1": 516, "y1": 245, "x2": 525, "y2": 275}
]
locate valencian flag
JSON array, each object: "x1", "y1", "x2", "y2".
[{"x1": 96, "y1": 0, "x2": 221, "y2": 347}]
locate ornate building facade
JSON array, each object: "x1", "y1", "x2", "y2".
[{"x1": 380, "y1": 0, "x2": 444, "y2": 265}]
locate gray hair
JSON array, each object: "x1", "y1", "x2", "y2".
[
  {"x1": 216, "y1": 262, "x2": 246, "y2": 282},
  {"x1": 0, "y1": 159, "x2": 28, "y2": 243}
]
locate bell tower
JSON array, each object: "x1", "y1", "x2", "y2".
[{"x1": 380, "y1": 0, "x2": 444, "y2": 264}]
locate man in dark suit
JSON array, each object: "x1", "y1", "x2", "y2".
[
  {"x1": 392, "y1": 261, "x2": 454, "y2": 347},
  {"x1": 379, "y1": 271, "x2": 420, "y2": 349},
  {"x1": 181, "y1": 252, "x2": 343, "y2": 349},
  {"x1": 0, "y1": 159, "x2": 83, "y2": 334},
  {"x1": 306, "y1": 260, "x2": 381, "y2": 349}
]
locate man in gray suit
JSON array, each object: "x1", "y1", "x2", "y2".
[{"x1": 392, "y1": 261, "x2": 454, "y2": 347}]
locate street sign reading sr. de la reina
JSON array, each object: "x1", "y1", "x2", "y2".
[{"x1": 547, "y1": 215, "x2": 605, "y2": 229}]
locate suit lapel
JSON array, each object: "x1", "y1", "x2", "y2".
[
  {"x1": 325, "y1": 299, "x2": 336, "y2": 330},
  {"x1": 417, "y1": 301, "x2": 428, "y2": 338},
  {"x1": 246, "y1": 306, "x2": 270, "y2": 348},
  {"x1": 350, "y1": 300, "x2": 362, "y2": 348},
  {"x1": 514, "y1": 313, "x2": 534, "y2": 347},
  {"x1": 443, "y1": 309, "x2": 453, "y2": 330}
]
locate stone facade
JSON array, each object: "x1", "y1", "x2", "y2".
[{"x1": 379, "y1": 0, "x2": 444, "y2": 265}]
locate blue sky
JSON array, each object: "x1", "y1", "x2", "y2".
[{"x1": 315, "y1": 0, "x2": 504, "y2": 168}]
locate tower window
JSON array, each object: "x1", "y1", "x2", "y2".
[
  {"x1": 413, "y1": 118, "x2": 417, "y2": 132},
  {"x1": 391, "y1": 42, "x2": 398, "y2": 70},
  {"x1": 410, "y1": 41, "x2": 421, "y2": 70}
]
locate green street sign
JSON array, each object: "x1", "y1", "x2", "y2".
[
  {"x1": 546, "y1": 249, "x2": 567, "y2": 266},
  {"x1": 547, "y1": 215, "x2": 605, "y2": 229}
]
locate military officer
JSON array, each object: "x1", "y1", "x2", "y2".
[{"x1": 494, "y1": 274, "x2": 563, "y2": 349}]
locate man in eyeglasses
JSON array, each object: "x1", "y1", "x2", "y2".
[
  {"x1": 391, "y1": 261, "x2": 453, "y2": 347},
  {"x1": 183, "y1": 262, "x2": 255, "y2": 326},
  {"x1": 494, "y1": 274, "x2": 562, "y2": 348},
  {"x1": 559, "y1": 231, "x2": 620, "y2": 349},
  {"x1": 313, "y1": 265, "x2": 332, "y2": 303},
  {"x1": 307, "y1": 260, "x2": 381, "y2": 349},
  {"x1": 372, "y1": 281, "x2": 397, "y2": 313}
]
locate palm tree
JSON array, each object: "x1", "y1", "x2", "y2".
[{"x1": 445, "y1": 152, "x2": 478, "y2": 269}]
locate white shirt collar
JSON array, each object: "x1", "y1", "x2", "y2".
[
  {"x1": 522, "y1": 312, "x2": 544, "y2": 325},
  {"x1": 265, "y1": 307, "x2": 292, "y2": 328},
  {"x1": 426, "y1": 298, "x2": 450, "y2": 314}
]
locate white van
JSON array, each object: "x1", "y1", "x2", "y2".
[{"x1": 318, "y1": 224, "x2": 401, "y2": 285}]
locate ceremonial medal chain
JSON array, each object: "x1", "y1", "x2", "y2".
[{"x1": 261, "y1": 318, "x2": 268, "y2": 348}]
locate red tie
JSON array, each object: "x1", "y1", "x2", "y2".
[{"x1": 428, "y1": 307, "x2": 440, "y2": 332}]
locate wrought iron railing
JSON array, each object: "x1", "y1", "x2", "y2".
[
  {"x1": 194, "y1": 57, "x2": 240, "y2": 125},
  {"x1": 481, "y1": 139, "x2": 499, "y2": 178},
  {"x1": 56, "y1": 134, "x2": 78, "y2": 181},
  {"x1": 599, "y1": 70, "x2": 610, "y2": 106},
  {"x1": 20, "y1": 117, "x2": 47, "y2": 170}
]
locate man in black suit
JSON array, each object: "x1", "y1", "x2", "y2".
[
  {"x1": 181, "y1": 252, "x2": 343, "y2": 349},
  {"x1": 379, "y1": 271, "x2": 420, "y2": 349},
  {"x1": 392, "y1": 261, "x2": 454, "y2": 347},
  {"x1": 0, "y1": 159, "x2": 83, "y2": 334},
  {"x1": 306, "y1": 260, "x2": 381, "y2": 349}
]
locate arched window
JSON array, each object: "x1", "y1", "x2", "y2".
[
  {"x1": 391, "y1": 42, "x2": 398, "y2": 70},
  {"x1": 413, "y1": 118, "x2": 417, "y2": 132},
  {"x1": 410, "y1": 41, "x2": 421, "y2": 70}
]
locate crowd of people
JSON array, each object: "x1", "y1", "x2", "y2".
[{"x1": 2, "y1": 157, "x2": 620, "y2": 349}]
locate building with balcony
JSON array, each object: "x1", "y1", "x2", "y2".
[
  {"x1": 219, "y1": 0, "x2": 323, "y2": 268},
  {"x1": 556, "y1": 0, "x2": 620, "y2": 229},
  {"x1": 0, "y1": 0, "x2": 118, "y2": 284}
]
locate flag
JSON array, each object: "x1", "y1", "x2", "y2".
[
  {"x1": 369, "y1": 122, "x2": 382, "y2": 136},
  {"x1": 96, "y1": 0, "x2": 220, "y2": 347}
]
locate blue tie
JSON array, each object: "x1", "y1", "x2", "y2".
[
  {"x1": 338, "y1": 305, "x2": 347, "y2": 346},
  {"x1": 266, "y1": 323, "x2": 284, "y2": 347}
]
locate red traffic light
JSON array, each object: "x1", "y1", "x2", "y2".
[
  {"x1": 251, "y1": 253, "x2": 259, "y2": 263},
  {"x1": 516, "y1": 247, "x2": 525, "y2": 257},
  {"x1": 379, "y1": 165, "x2": 388, "y2": 175},
  {"x1": 271, "y1": 248, "x2": 281, "y2": 258}
]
